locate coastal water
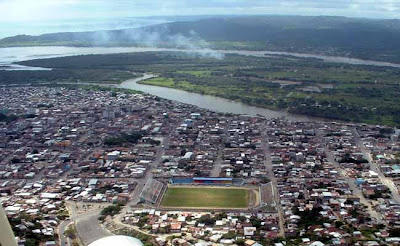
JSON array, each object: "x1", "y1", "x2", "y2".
[{"x1": 2, "y1": 46, "x2": 400, "y2": 70}]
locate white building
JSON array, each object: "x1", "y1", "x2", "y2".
[{"x1": 89, "y1": 236, "x2": 143, "y2": 246}]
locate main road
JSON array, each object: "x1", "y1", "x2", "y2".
[
  {"x1": 127, "y1": 135, "x2": 170, "y2": 207},
  {"x1": 352, "y1": 128, "x2": 400, "y2": 203},
  {"x1": 262, "y1": 125, "x2": 285, "y2": 237},
  {"x1": 58, "y1": 219, "x2": 72, "y2": 246},
  {"x1": 61, "y1": 202, "x2": 113, "y2": 245},
  {"x1": 57, "y1": 134, "x2": 171, "y2": 245},
  {"x1": 316, "y1": 129, "x2": 383, "y2": 222},
  {"x1": 74, "y1": 209, "x2": 113, "y2": 245}
]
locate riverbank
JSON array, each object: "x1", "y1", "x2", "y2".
[
  {"x1": 2, "y1": 46, "x2": 400, "y2": 70},
  {"x1": 3, "y1": 47, "x2": 400, "y2": 126},
  {"x1": 2, "y1": 44, "x2": 400, "y2": 68},
  {"x1": 132, "y1": 75, "x2": 398, "y2": 126},
  {"x1": 119, "y1": 74, "x2": 320, "y2": 122}
]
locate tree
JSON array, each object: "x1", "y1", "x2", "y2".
[
  {"x1": 235, "y1": 238, "x2": 245, "y2": 246},
  {"x1": 335, "y1": 221, "x2": 344, "y2": 228},
  {"x1": 197, "y1": 214, "x2": 216, "y2": 225},
  {"x1": 64, "y1": 227, "x2": 77, "y2": 239},
  {"x1": 222, "y1": 231, "x2": 236, "y2": 239},
  {"x1": 100, "y1": 204, "x2": 122, "y2": 217},
  {"x1": 390, "y1": 228, "x2": 400, "y2": 237}
]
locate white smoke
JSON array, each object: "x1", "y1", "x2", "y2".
[
  {"x1": 87, "y1": 25, "x2": 224, "y2": 59},
  {"x1": 166, "y1": 31, "x2": 224, "y2": 59}
]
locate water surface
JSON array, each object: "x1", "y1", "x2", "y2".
[
  {"x1": 119, "y1": 74, "x2": 314, "y2": 121},
  {"x1": 2, "y1": 46, "x2": 400, "y2": 70}
]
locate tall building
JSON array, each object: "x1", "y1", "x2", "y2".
[{"x1": 0, "y1": 205, "x2": 17, "y2": 246}]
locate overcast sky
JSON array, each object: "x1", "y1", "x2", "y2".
[{"x1": 1, "y1": 0, "x2": 400, "y2": 22}]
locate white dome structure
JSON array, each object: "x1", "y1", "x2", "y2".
[{"x1": 89, "y1": 236, "x2": 143, "y2": 246}]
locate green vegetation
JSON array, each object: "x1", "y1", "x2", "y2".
[
  {"x1": 99, "y1": 204, "x2": 122, "y2": 220},
  {"x1": 0, "y1": 113, "x2": 18, "y2": 123},
  {"x1": 339, "y1": 154, "x2": 369, "y2": 164},
  {"x1": 0, "y1": 69, "x2": 135, "y2": 85},
  {"x1": 46, "y1": 83, "x2": 142, "y2": 95},
  {"x1": 9, "y1": 51, "x2": 400, "y2": 126},
  {"x1": 5, "y1": 16, "x2": 400, "y2": 63},
  {"x1": 294, "y1": 206, "x2": 330, "y2": 230},
  {"x1": 64, "y1": 226, "x2": 77, "y2": 239},
  {"x1": 196, "y1": 214, "x2": 217, "y2": 225},
  {"x1": 176, "y1": 70, "x2": 212, "y2": 77},
  {"x1": 143, "y1": 77, "x2": 175, "y2": 87},
  {"x1": 390, "y1": 227, "x2": 400, "y2": 237},
  {"x1": 161, "y1": 187, "x2": 248, "y2": 208},
  {"x1": 0, "y1": 112, "x2": 41, "y2": 124},
  {"x1": 9, "y1": 215, "x2": 56, "y2": 245},
  {"x1": 105, "y1": 132, "x2": 143, "y2": 146},
  {"x1": 116, "y1": 228, "x2": 157, "y2": 246}
]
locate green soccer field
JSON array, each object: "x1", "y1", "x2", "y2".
[{"x1": 160, "y1": 187, "x2": 249, "y2": 208}]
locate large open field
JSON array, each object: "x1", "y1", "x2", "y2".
[{"x1": 160, "y1": 186, "x2": 249, "y2": 208}]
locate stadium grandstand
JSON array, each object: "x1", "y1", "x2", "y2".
[
  {"x1": 139, "y1": 179, "x2": 165, "y2": 204},
  {"x1": 170, "y1": 177, "x2": 237, "y2": 185},
  {"x1": 193, "y1": 177, "x2": 233, "y2": 184}
]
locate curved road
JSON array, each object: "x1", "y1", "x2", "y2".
[
  {"x1": 59, "y1": 219, "x2": 72, "y2": 246},
  {"x1": 62, "y1": 202, "x2": 114, "y2": 246},
  {"x1": 74, "y1": 210, "x2": 113, "y2": 245}
]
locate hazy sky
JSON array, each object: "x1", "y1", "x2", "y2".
[{"x1": 1, "y1": 0, "x2": 400, "y2": 22}]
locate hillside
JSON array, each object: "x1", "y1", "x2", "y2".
[{"x1": 2, "y1": 16, "x2": 400, "y2": 62}]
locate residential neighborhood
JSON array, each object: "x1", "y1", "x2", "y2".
[{"x1": 1, "y1": 86, "x2": 400, "y2": 246}]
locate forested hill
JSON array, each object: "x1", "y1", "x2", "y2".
[{"x1": 3, "y1": 15, "x2": 400, "y2": 62}]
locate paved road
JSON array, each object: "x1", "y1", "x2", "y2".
[
  {"x1": 58, "y1": 219, "x2": 72, "y2": 246},
  {"x1": 352, "y1": 128, "x2": 400, "y2": 204},
  {"x1": 210, "y1": 119, "x2": 230, "y2": 177},
  {"x1": 127, "y1": 136, "x2": 169, "y2": 207},
  {"x1": 64, "y1": 202, "x2": 114, "y2": 246},
  {"x1": 262, "y1": 125, "x2": 285, "y2": 237},
  {"x1": 317, "y1": 129, "x2": 383, "y2": 223},
  {"x1": 74, "y1": 209, "x2": 113, "y2": 245},
  {"x1": 324, "y1": 146, "x2": 382, "y2": 222},
  {"x1": 210, "y1": 150, "x2": 223, "y2": 177}
]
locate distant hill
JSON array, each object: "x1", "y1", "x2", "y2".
[{"x1": 3, "y1": 15, "x2": 400, "y2": 62}]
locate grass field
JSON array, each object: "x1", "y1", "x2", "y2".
[
  {"x1": 142, "y1": 77, "x2": 175, "y2": 87},
  {"x1": 177, "y1": 70, "x2": 212, "y2": 77},
  {"x1": 160, "y1": 187, "x2": 249, "y2": 208}
]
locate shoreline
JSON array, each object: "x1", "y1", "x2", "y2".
[{"x1": 3, "y1": 45, "x2": 400, "y2": 69}]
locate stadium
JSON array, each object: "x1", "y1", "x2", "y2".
[
  {"x1": 139, "y1": 177, "x2": 260, "y2": 210},
  {"x1": 169, "y1": 177, "x2": 244, "y2": 185}
]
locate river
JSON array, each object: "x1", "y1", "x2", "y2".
[
  {"x1": 2, "y1": 46, "x2": 400, "y2": 70},
  {"x1": 2, "y1": 45, "x2": 399, "y2": 120},
  {"x1": 119, "y1": 74, "x2": 315, "y2": 121}
]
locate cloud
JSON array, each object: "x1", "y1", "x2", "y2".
[{"x1": 1, "y1": 0, "x2": 400, "y2": 22}]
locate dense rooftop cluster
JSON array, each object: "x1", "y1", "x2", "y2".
[
  {"x1": 1, "y1": 86, "x2": 400, "y2": 246},
  {"x1": 267, "y1": 120, "x2": 400, "y2": 245}
]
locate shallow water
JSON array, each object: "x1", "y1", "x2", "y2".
[{"x1": 1, "y1": 46, "x2": 400, "y2": 70}]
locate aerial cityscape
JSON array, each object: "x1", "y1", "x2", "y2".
[
  {"x1": 0, "y1": 85, "x2": 399, "y2": 246},
  {"x1": 1, "y1": 1, "x2": 400, "y2": 246}
]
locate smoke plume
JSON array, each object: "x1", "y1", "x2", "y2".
[{"x1": 84, "y1": 25, "x2": 224, "y2": 59}]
